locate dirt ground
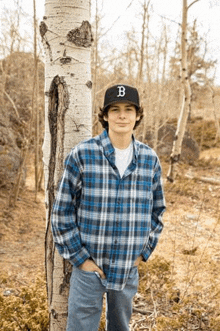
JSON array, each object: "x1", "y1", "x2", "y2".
[
  {"x1": 0, "y1": 148, "x2": 220, "y2": 330},
  {"x1": 0, "y1": 163, "x2": 46, "y2": 286}
]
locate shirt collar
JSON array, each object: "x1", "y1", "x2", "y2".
[{"x1": 99, "y1": 129, "x2": 139, "y2": 160}]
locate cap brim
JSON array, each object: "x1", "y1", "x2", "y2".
[{"x1": 104, "y1": 100, "x2": 139, "y2": 110}]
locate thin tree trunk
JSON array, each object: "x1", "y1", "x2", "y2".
[
  {"x1": 142, "y1": 2, "x2": 151, "y2": 141},
  {"x1": 167, "y1": 0, "x2": 192, "y2": 182},
  {"x1": 137, "y1": 0, "x2": 150, "y2": 86},
  {"x1": 92, "y1": 0, "x2": 99, "y2": 136},
  {"x1": 41, "y1": 1, "x2": 92, "y2": 329},
  {"x1": 33, "y1": 0, "x2": 39, "y2": 200},
  {"x1": 208, "y1": 84, "x2": 220, "y2": 143},
  {"x1": 8, "y1": 141, "x2": 28, "y2": 207},
  {"x1": 153, "y1": 25, "x2": 168, "y2": 152},
  {"x1": 0, "y1": 62, "x2": 6, "y2": 105}
]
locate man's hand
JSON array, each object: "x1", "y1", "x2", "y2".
[
  {"x1": 79, "y1": 259, "x2": 106, "y2": 279},
  {"x1": 134, "y1": 255, "x2": 143, "y2": 267}
]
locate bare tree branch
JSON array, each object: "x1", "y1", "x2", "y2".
[
  {"x1": 100, "y1": 0, "x2": 134, "y2": 39},
  {"x1": 4, "y1": 91, "x2": 20, "y2": 120},
  {"x1": 188, "y1": 0, "x2": 200, "y2": 10},
  {"x1": 154, "y1": 13, "x2": 181, "y2": 26}
]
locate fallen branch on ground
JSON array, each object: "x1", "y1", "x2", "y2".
[
  {"x1": 185, "y1": 174, "x2": 220, "y2": 185},
  {"x1": 133, "y1": 307, "x2": 153, "y2": 315}
]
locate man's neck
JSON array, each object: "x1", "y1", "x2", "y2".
[{"x1": 108, "y1": 130, "x2": 133, "y2": 149}]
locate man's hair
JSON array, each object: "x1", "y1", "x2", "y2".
[{"x1": 98, "y1": 105, "x2": 144, "y2": 130}]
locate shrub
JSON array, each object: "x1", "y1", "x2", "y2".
[
  {"x1": 0, "y1": 275, "x2": 49, "y2": 331},
  {"x1": 137, "y1": 256, "x2": 220, "y2": 331}
]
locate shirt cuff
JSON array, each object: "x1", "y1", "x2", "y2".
[
  {"x1": 69, "y1": 246, "x2": 91, "y2": 267},
  {"x1": 141, "y1": 246, "x2": 152, "y2": 262}
]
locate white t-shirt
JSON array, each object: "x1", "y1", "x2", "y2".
[{"x1": 115, "y1": 142, "x2": 133, "y2": 178}]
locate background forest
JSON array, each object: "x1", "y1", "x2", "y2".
[{"x1": 0, "y1": 0, "x2": 220, "y2": 330}]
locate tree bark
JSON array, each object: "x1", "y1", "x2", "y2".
[
  {"x1": 142, "y1": 1, "x2": 152, "y2": 140},
  {"x1": 33, "y1": 0, "x2": 39, "y2": 200},
  {"x1": 92, "y1": 0, "x2": 99, "y2": 136},
  {"x1": 167, "y1": 0, "x2": 192, "y2": 182},
  {"x1": 137, "y1": 0, "x2": 150, "y2": 86},
  {"x1": 208, "y1": 84, "x2": 220, "y2": 143},
  {"x1": 41, "y1": 1, "x2": 93, "y2": 329}
]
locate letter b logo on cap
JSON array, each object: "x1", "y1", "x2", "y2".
[{"x1": 117, "y1": 85, "x2": 126, "y2": 97}]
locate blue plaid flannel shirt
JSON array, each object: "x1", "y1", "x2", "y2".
[{"x1": 51, "y1": 129, "x2": 166, "y2": 290}]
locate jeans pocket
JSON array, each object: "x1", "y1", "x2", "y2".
[
  {"x1": 128, "y1": 266, "x2": 138, "y2": 279},
  {"x1": 77, "y1": 268, "x2": 97, "y2": 276},
  {"x1": 76, "y1": 267, "x2": 107, "y2": 288}
]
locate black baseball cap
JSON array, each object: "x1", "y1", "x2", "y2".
[{"x1": 103, "y1": 84, "x2": 140, "y2": 110}]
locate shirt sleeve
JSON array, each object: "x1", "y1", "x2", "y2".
[
  {"x1": 51, "y1": 150, "x2": 90, "y2": 267},
  {"x1": 141, "y1": 157, "x2": 166, "y2": 262}
]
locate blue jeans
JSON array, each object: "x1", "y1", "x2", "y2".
[{"x1": 66, "y1": 266, "x2": 138, "y2": 331}]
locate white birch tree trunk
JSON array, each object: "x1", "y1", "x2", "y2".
[
  {"x1": 167, "y1": 0, "x2": 192, "y2": 182},
  {"x1": 40, "y1": 1, "x2": 93, "y2": 329}
]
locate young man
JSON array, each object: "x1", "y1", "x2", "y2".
[{"x1": 51, "y1": 84, "x2": 166, "y2": 331}]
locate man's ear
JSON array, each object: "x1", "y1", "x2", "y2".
[{"x1": 103, "y1": 114, "x2": 108, "y2": 122}]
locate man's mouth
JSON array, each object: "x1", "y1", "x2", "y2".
[{"x1": 116, "y1": 123, "x2": 129, "y2": 125}]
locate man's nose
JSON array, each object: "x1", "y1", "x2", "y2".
[{"x1": 119, "y1": 111, "x2": 126, "y2": 118}]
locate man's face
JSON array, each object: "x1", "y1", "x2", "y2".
[{"x1": 104, "y1": 103, "x2": 140, "y2": 136}]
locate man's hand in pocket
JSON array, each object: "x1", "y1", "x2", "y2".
[{"x1": 79, "y1": 259, "x2": 106, "y2": 279}]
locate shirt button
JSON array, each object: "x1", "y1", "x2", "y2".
[{"x1": 114, "y1": 239, "x2": 117, "y2": 244}]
